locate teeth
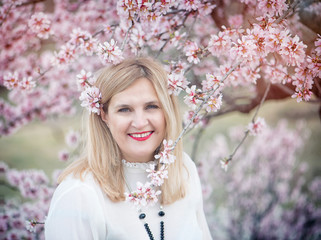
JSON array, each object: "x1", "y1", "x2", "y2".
[{"x1": 130, "y1": 132, "x2": 152, "y2": 138}]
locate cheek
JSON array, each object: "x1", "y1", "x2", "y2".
[
  {"x1": 108, "y1": 118, "x2": 128, "y2": 136},
  {"x1": 155, "y1": 113, "x2": 166, "y2": 133}
]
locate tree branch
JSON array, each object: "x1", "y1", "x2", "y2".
[{"x1": 172, "y1": 61, "x2": 242, "y2": 149}]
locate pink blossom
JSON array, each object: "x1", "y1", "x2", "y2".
[
  {"x1": 198, "y1": 2, "x2": 216, "y2": 16},
  {"x1": 125, "y1": 182, "x2": 161, "y2": 207},
  {"x1": 279, "y1": 35, "x2": 307, "y2": 66},
  {"x1": 291, "y1": 89, "x2": 312, "y2": 103},
  {"x1": 247, "y1": 117, "x2": 266, "y2": 136},
  {"x1": 202, "y1": 73, "x2": 224, "y2": 92},
  {"x1": 19, "y1": 77, "x2": 36, "y2": 91},
  {"x1": 307, "y1": 55, "x2": 321, "y2": 79},
  {"x1": 183, "y1": 110, "x2": 203, "y2": 129},
  {"x1": 181, "y1": 0, "x2": 202, "y2": 11},
  {"x1": 184, "y1": 41, "x2": 201, "y2": 64},
  {"x1": 167, "y1": 73, "x2": 187, "y2": 96},
  {"x1": 3, "y1": 72, "x2": 19, "y2": 90},
  {"x1": 257, "y1": 0, "x2": 288, "y2": 17},
  {"x1": 79, "y1": 86, "x2": 102, "y2": 115},
  {"x1": 154, "y1": 139, "x2": 176, "y2": 165},
  {"x1": 220, "y1": 159, "x2": 229, "y2": 172},
  {"x1": 0, "y1": 162, "x2": 8, "y2": 176},
  {"x1": 169, "y1": 31, "x2": 186, "y2": 48},
  {"x1": 58, "y1": 149, "x2": 70, "y2": 162},
  {"x1": 146, "y1": 164, "x2": 168, "y2": 186},
  {"x1": 168, "y1": 60, "x2": 188, "y2": 75},
  {"x1": 65, "y1": 130, "x2": 80, "y2": 148},
  {"x1": 184, "y1": 85, "x2": 202, "y2": 110},
  {"x1": 205, "y1": 93, "x2": 223, "y2": 113},
  {"x1": 25, "y1": 220, "x2": 36, "y2": 233},
  {"x1": 69, "y1": 28, "x2": 91, "y2": 46},
  {"x1": 208, "y1": 31, "x2": 231, "y2": 57},
  {"x1": 76, "y1": 69, "x2": 94, "y2": 91},
  {"x1": 230, "y1": 35, "x2": 257, "y2": 62},
  {"x1": 315, "y1": 34, "x2": 321, "y2": 56},
  {"x1": 52, "y1": 44, "x2": 77, "y2": 66},
  {"x1": 81, "y1": 37, "x2": 98, "y2": 56},
  {"x1": 263, "y1": 61, "x2": 290, "y2": 84},
  {"x1": 97, "y1": 39, "x2": 124, "y2": 65},
  {"x1": 28, "y1": 12, "x2": 53, "y2": 39}
]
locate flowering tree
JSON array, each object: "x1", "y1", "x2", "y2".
[{"x1": 1, "y1": 0, "x2": 321, "y2": 239}]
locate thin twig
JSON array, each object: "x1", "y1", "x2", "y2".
[
  {"x1": 0, "y1": 3, "x2": 14, "y2": 27},
  {"x1": 156, "y1": 38, "x2": 171, "y2": 58},
  {"x1": 121, "y1": 21, "x2": 134, "y2": 51},
  {"x1": 226, "y1": 82, "x2": 271, "y2": 162}
]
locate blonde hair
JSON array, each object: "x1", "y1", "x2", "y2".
[{"x1": 58, "y1": 57, "x2": 186, "y2": 204}]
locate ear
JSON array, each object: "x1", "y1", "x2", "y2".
[{"x1": 100, "y1": 107, "x2": 108, "y2": 124}]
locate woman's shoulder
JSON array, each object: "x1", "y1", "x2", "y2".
[{"x1": 51, "y1": 173, "x2": 101, "y2": 205}]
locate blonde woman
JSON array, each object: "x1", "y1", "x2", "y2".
[{"x1": 45, "y1": 58, "x2": 212, "y2": 240}]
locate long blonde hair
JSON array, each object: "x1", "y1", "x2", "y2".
[{"x1": 58, "y1": 57, "x2": 186, "y2": 204}]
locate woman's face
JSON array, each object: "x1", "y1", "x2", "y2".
[{"x1": 102, "y1": 77, "x2": 166, "y2": 163}]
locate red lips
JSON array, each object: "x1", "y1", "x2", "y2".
[{"x1": 128, "y1": 131, "x2": 154, "y2": 141}]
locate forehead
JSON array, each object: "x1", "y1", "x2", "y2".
[{"x1": 109, "y1": 78, "x2": 160, "y2": 106}]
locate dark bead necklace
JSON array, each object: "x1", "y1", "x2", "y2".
[{"x1": 138, "y1": 207, "x2": 165, "y2": 240}]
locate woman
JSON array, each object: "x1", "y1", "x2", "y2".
[{"x1": 45, "y1": 58, "x2": 212, "y2": 240}]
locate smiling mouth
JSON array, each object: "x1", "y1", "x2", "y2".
[{"x1": 128, "y1": 131, "x2": 154, "y2": 141}]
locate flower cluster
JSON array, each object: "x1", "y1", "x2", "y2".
[
  {"x1": 155, "y1": 140, "x2": 176, "y2": 164},
  {"x1": 76, "y1": 69, "x2": 103, "y2": 115},
  {"x1": 146, "y1": 164, "x2": 169, "y2": 186},
  {"x1": 125, "y1": 139, "x2": 176, "y2": 208},
  {"x1": 125, "y1": 182, "x2": 161, "y2": 207},
  {"x1": 97, "y1": 39, "x2": 124, "y2": 65},
  {"x1": 28, "y1": 12, "x2": 53, "y2": 39},
  {"x1": 167, "y1": 72, "x2": 187, "y2": 96},
  {"x1": 184, "y1": 41, "x2": 201, "y2": 64},
  {"x1": 3, "y1": 72, "x2": 36, "y2": 91},
  {"x1": 79, "y1": 86, "x2": 102, "y2": 115}
]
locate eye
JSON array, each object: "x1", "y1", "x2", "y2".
[
  {"x1": 118, "y1": 108, "x2": 130, "y2": 113},
  {"x1": 146, "y1": 104, "x2": 160, "y2": 110}
]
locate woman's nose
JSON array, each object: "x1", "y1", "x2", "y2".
[{"x1": 132, "y1": 111, "x2": 148, "y2": 129}]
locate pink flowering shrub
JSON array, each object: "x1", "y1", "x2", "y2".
[
  {"x1": 0, "y1": 162, "x2": 54, "y2": 239},
  {"x1": 198, "y1": 120, "x2": 321, "y2": 239}
]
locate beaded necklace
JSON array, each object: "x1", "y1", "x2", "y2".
[{"x1": 124, "y1": 177, "x2": 165, "y2": 240}]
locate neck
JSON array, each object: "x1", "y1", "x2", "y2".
[{"x1": 122, "y1": 155, "x2": 154, "y2": 163}]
